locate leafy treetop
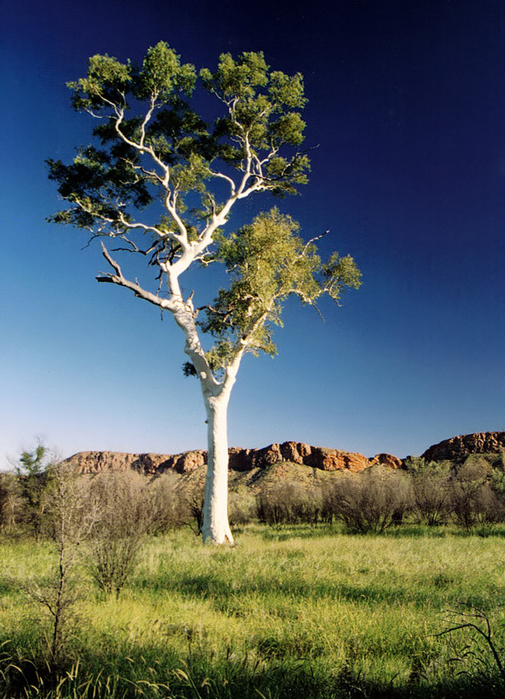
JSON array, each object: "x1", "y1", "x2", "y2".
[{"x1": 47, "y1": 42, "x2": 360, "y2": 385}]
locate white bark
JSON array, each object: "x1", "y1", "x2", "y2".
[
  {"x1": 167, "y1": 273, "x2": 240, "y2": 544},
  {"x1": 98, "y1": 221, "x2": 245, "y2": 545},
  {"x1": 202, "y1": 393, "x2": 234, "y2": 545}
]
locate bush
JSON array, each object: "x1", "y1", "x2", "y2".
[
  {"x1": 0, "y1": 472, "x2": 22, "y2": 532},
  {"x1": 148, "y1": 472, "x2": 190, "y2": 533},
  {"x1": 19, "y1": 461, "x2": 97, "y2": 667},
  {"x1": 228, "y1": 491, "x2": 256, "y2": 526},
  {"x1": 450, "y1": 458, "x2": 505, "y2": 530},
  {"x1": 256, "y1": 481, "x2": 322, "y2": 526},
  {"x1": 185, "y1": 483, "x2": 206, "y2": 535},
  {"x1": 15, "y1": 443, "x2": 53, "y2": 540},
  {"x1": 405, "y1": 457, "x2": 452, "y2": 526},
  {"x1": 322, "y1": 466, "x2": 412, "y2": 533},
  {"x1": 87, "y1": 471, "x2": 155, "y2": 596}
]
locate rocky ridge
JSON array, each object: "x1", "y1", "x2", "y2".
[
  {"x1": 421, "y1": 431, "x2": 505, "y2": 462},
  {"x1": 65, "y1": 442, "x2": 402, "y2": 476},
  {"x1": 64, "y1": 431, "x2": 505, "y2": 477}
]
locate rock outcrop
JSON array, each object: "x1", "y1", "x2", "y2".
[
  {"x1": 64, "y1": 433, "x2": 505, "y2": 478},
  {"x1": 66, "y1": 450, "x2": 207, "y2": 475},
  {"x1": 64, "y1": 441, "x2": 400, "y2": 476},
  {"x1": 371, "y1": 453, "x2": 403, "y2": 469},
  {"x1": 422, "y1": 432, "x2": 505, "y2": 462}
]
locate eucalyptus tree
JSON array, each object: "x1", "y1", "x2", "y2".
[{"x1": 47, "y1": 43, "x2": 361, "y2": 544}]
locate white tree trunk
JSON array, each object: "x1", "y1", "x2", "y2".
[
  {"x1": 202, "y1": 393, "x2": 234, "y2": 545},
  {"x1": 167, "y1": 277, "x2": 239, "y2": 545}
]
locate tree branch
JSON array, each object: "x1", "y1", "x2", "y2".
[
  {"x1": 96, "y1": 243, "x2": 176, "y2": 311},
  {"x1": 206, "y1": 168, "x2": 237, "y2": 197},
  {"x1": 303, "y1": 230, "x2": 330, "y2": 252},
  {"x1": 116, "y1": 212, "x2": 186, "y2": 247}
]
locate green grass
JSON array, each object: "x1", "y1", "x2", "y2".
[{"x1": 1, "y1": 524, "x2": 505, "y2": 697}]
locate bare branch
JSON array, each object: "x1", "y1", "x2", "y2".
[
  {"x1": 116, "y1": 212, "x2": 181, "y2": 243},
  {"x1": 101, "y1": 244, "x2": 122, "y2": 277},
  {"x1": 108, "y1": 107, "x2": 174, "y2": 198},
  {"x1": 81, "y1": 233, "x2": 103, "y2": 250},
  {"x1": 110, "y1": 237, "x2": 153, "y2": 254},
  {"x1": 96, "y1": 243, "x2": 176, "y2": 311},
  {"x1": 138, "y1": 93, "x2": 158, "y2": 149},
  {"x1": 206, "y1": 169, "x2": 237, "y2": 196},
  {"x1": 303, "y1": 230, "x2": 330, "y2": 252}
]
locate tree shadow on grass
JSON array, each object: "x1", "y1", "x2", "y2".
[
  {"x1": 1, "y1": 624, "x2": 504, "y2": 699},
  {"x1": 256, "y1": 523, "x2": 505, "y2": 541},
  {"x1": 1, "y1": 653, "x2": 502, "y2": 699},
  {"x1": 133, "y1": 565, "x2": 496, "y2": 616}
]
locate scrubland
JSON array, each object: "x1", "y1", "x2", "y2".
[
  {"x1": 2, "y1": 449, "x2": 505, "y2": 697},
  {"x1": 1, "y1": 524, "x2": 505, "y2": 698}
]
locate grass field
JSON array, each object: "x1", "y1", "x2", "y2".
[{"x1": 1, "y1": 524, "x2": 505, "y2": 698}]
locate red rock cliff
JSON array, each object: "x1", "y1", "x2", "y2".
[
  {"x1": 64, "y1": 441, "x2": 401, "y2": 475},
  {"x1": 422, "y1": 432, "x2": 505, "y2": 462}
]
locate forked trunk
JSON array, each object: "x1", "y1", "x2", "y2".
[{"x1": 202, "y1": 394, "x2": 234, "y2": 545}]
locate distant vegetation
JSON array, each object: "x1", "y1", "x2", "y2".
[
  {"x1": 1, "y1": 445, "x2": 505, "y2": 697},
  {"x1": 4, "y1": 447, "x2": 505, "y2": 537}
]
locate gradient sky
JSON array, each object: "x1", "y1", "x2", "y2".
[{"x1": 1, "y1": 0, "x2": 504, "y2": 466}]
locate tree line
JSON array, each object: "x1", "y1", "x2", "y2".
[
  {"x1": 2, "y1": 446, "x2": 505, "y2": 544},
  {"x1": 257, "y1": 454, "x2": 505, "y2": 531}
]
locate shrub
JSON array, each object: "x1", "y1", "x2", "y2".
[
  {"x1": 87, "y1": 471, "x2": 155, "y2": 596},
  {"x1": 185, "y1": 483, "x2": 206, "y2": 535},
  {"x1": 15, "y1": 443, "x2": 53, "y2": 540},
  {"x1": 323, "y1": 466, "x2": 412, "y2": 533},
  {"x1": 0, "y1": 472, "x2": 22, "y2": 532},
  {"x1": 148, "y1": 472, "x2": 190, "y2": 533},
  {"x1": 228, "y1": 491, "x2": 256, "y2": 526},
  {"x1": 20, "y1": 461, "x2": 97, "y2": 667},
  {"x1": 450, "y1": 458, "x2": 505, "y2": 530},
  {"x1": 256, "y1": 481, "x2": 322, "y2": 526},
  {"x1": 405, "y1": 457, "x2": 452, "y2": 526}
]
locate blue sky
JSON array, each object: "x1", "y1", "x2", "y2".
[{"x1": 1, "y1": 0, "x2": 504, "y2": 466}]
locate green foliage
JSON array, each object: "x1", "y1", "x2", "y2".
[
  {"x1": 322, "y1": 251, "x2": 363, "y2": 302},
  {"x1": 17, "y1": 443, "x2": 48, "y2": 478},
  {"x1": 67, "y1": 44, "x2": 195, "y2": 111},
  {"x1": 47, "y1": 145, "x2": 153, "y2": 231},
  {"x1": 15, "y1": 443, "x2": 53, "y2": 539},
  {"x1": 47, "y1": 40, "x2": 361, "y2": 411},
  {"x1": 67, "y1": 54, "x2": 133, "y2": 111},
  {"x1": 199, "y1": 208, "x2": 361, "y2": 371},
  {"x1": 200, "y1": 51, "x2": 309, "y2": 195},
  {"x1": 48, "y1": 42, "x2": 310, "y2": 236},
  {"x1": 138, "y1": 42, "x2": 197, "y2": 100},
  {"x1": 47, "y1": 43, "x2": 360, "y2": 395}
]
